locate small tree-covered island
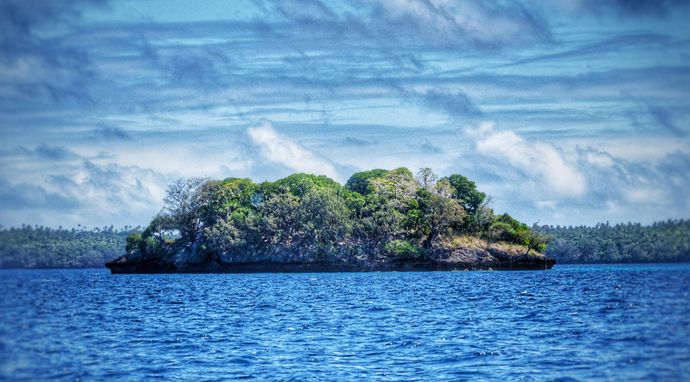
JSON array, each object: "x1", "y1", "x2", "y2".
[{"x1": 106, "y1": 168, "x2": 555, "y2": 273}]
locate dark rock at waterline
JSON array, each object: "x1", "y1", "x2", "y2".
[{"x1": 105, "y1": 247, "x2": 555, "y2": 274}]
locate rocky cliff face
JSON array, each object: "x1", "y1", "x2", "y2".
[{"x1": 105, "y1": 238, "x2": 555, "y2": 274}]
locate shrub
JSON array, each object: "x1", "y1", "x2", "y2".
[
  {"x1": 384, "y1": 240, "x2": 421, "y2": 259},
  {"x1": 125, "y1": 233, "x2": 142, "y2": 254}
]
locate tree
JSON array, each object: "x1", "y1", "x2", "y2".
[
  {"x1": 474, "y1": 196, "x2": 495, "y2": 239},
  {"x1": 434, "y1": 178, "x2": 454, "y2": 198},
  {"x1": 269, "y1": 173, "x2": 342, "y2": 198},
  {"x1": 354, "y1": 172, "x2": 416, "y2": 255},
  {"x1": 416, "y1": 188, "x2": 466, "y2": 250},
  {"x1": 356, "y1": 190, "x2": 406, "y2": 255},
  {"x1": 345, "y1": 169, "x2": 390, "y2": 195},
  {"x1": 445, "y1": 174, "x2": 486, "y2": 216},
  {"x1": 162, "y1": 177, "x2": 208, "y2": 246},
  {"x1": 486, "y1": 221, "x2": 516, "y2": 244},
  {"x1": 523, "y1": 229, "x2": 549, "y2": 255},
  {"x1": 296, "y1": 187, "x2": 352, "y2": 260},
  {"x1": 446, "y1": 174, "x2": 485, "y2": 212},
  {"x1": 260, "y1": 190, "x2": 301, "y2": 250},
  {"x1": 199, "y1": 178, "x2": 256, "y2": 227},
  {"x1": 416, "y1": 167, "x2": 438, "y2": 190}
]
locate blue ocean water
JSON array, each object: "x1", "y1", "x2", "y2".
[{"x1": 1, "y1": 264, "x2": 689, "y2": 381}]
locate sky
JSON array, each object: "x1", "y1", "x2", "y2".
[{"x1": 1, "y1": 0, "x2": 690, "y2": 229}]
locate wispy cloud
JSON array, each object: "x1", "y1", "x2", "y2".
[
  {"x1": 498, "y1": 33, "x2": 672, "y2": 68},
  {"x1": 624, "y1": 92, "x2": 686, "y2": 136},
  {"x1": 247, "y1": 122, "x2": 339, "y2": 180},
  {"x1": 558, "y1": 0, "x2": 690, "y2": 16},
  {"x1": 420, "y1": 89, "x2": 482, "y2": 118},
  {"x1": 16, "y1": 144, "x2": 80, "y2": 161},
  {"x1": 91, "y1": 124, "x2": 132, "y2": 140}
]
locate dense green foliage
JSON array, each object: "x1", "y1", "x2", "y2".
[
  {"x1": 0, "y1": 225, "x2": 141, "y2": 268},
  {"x1": 536, "y1": 220, "x2": 690, "y2": 263},
  {"x1": 123, "y1": 168, "x2": 545, "y2": 265}
]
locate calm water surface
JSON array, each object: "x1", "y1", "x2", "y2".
[{"x1": 1, "y1": 264, "x2": 689, "y2": 381}]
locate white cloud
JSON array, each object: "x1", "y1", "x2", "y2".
[
  {"x1": 581, "y1": 147, "x2": 615, "y2": 168},
  {"x1": 247, "y1": 122, "x2": 339, "y2": 179},
  {"x1": 471, "y1": 122, "x2": 587, "y2": 197},
  {"x1": 536, "y1": 200, "x2": 558, "y2": 209},
  {"x1": 623, "y1": 187, "x2": 666, "y2": 204}
]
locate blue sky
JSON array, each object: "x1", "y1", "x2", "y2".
[{"x1": 1, "y1": 0, "x2": 689, "y2": 228}]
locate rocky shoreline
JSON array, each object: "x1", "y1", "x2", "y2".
[{"x1": 105, "y1": 246, "x2": 556, "y2": 274}]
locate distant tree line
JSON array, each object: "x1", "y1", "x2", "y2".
[
  {"x1": 0, "y1": 225, "x2": 141, "y2": 268},
  {"x1": 536, "y1": 220, "x2": 690, "y2": 263}
]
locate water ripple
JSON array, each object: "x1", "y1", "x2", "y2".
[{"x1": 1, "y1": 264, "x2": 689, "y2": 381}]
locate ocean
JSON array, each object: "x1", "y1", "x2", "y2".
[{"x1": 1, "y1": 264, "x2": 689, "y2": 381}]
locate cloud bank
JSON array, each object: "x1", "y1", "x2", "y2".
[
  {"x1": 1, "y1": 0, "x2": 689, "y2": 227},
  {"x1": 472, "y1": 122, "x2": 587, "y2": 197}
]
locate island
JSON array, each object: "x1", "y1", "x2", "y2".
[{"x1": 106, "y1": 168, "x2": 555, "y2": 273}]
